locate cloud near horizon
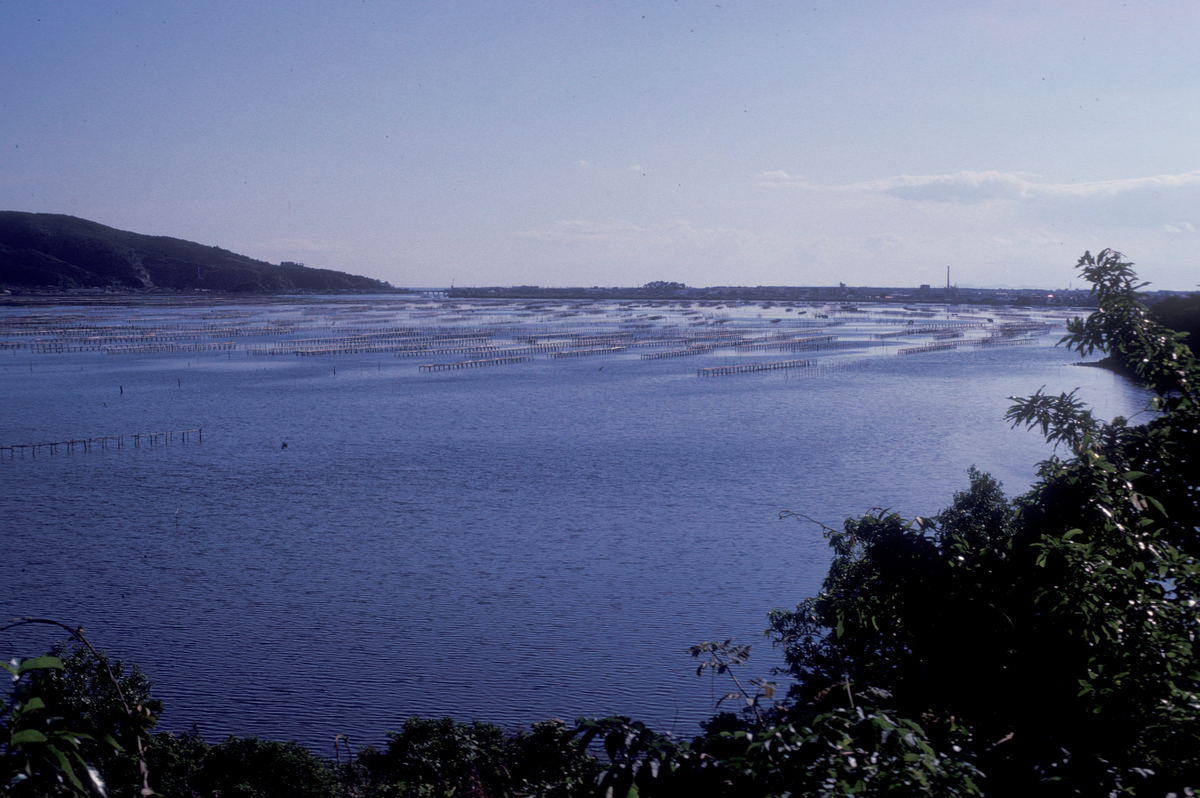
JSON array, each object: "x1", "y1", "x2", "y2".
[
  {"x1": 866, "y1": 169, "x2": 1200, "y2": 208},
  {"x1": 504, "y1": 168, "x2": 1200, "y2": 291},
  {"x1": 226, "y1": 237, "x2": 352, "y2": 267},
  {"x1": 759, "y1": 168, "x2": 1200, "y2": 231},
  {"x1": 761, "y1": 167, "x2": 1200, "y2": 201},
  {"x1": 517, "y1": 218, "x2": 761, "y2": 249}
]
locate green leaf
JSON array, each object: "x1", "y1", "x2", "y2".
[
  {"x1": 53, "y1": 730, "x2": 96, "y2": 744},
  {"x1": 10, "y1": 729, "x2": 49, "y2": 744},
  {"x1": 49, "y1": 745, "x2": 87, "y2": 793},
  {"x1": 17, "y1": 655, "x2": 64, "y2": 674}
]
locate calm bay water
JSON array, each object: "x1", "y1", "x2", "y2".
[{"x1": 0, "y1": 297, "x2": 1149, "y2": 753}]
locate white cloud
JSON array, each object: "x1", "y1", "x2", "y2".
[
  {"x1": 756, "y1": 170, "x2": 814, "y2": 188},
  {"x1": 860, "y1": 169, "x2": 1200, "y2": 210},
  {"x1": 864, "y1": 233, "x2": 904, "y2": 252},
  {"x1": 762, "y1": 167, "x2": 1200, "y2": 203},
  {"x1": 760, "y1": 169, "x2": 1200, "y2": 232},
  {"x1": 518, "y1": 219, "x2": 640, "y2": 243},
  {"x1": 869, "y1": 171, "x2": 1031, "y2": 203},
  {"x1": 574, "y1": 160, "x2": 590, "y2": 167},
  {"x1": 509, "y1": 219, "x2": 784, "y2": 287},
  {"x1": 517, "y1": 218, "x2": 759, "y2": 249},
  {"x1": 505, "y1": 170, "x2": 1200, "y2": 290},
  {"x1": 737, "y1": 167, "x2": 1200, "y2": 289},
  {"x1": 226, "y1": 237, "x2": 346, "y2": 266},
  {"x1": 866, "y1": 170, "x2": 1200, "y2": 229}
]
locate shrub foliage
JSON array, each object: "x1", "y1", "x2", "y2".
[{"x1": 763, "y1": 249, "x2": 1200, "y2": 795}]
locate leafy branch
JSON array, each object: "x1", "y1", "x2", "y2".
[
  {"x1": 2, "y1": 618, "x2": 154, "y2": 797},
  {"x1": 688, "y1": 640, "x2": 777, "y2": 726}
]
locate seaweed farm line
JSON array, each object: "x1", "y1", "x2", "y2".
[
  {"x1": 698, "y1": 358, "x2": 815, "y2": 377},
  {"x1": 1, "y1": 295, "x2": 1075, "y2": 385},
  {"x1": 420, "y1": 356, "x2": 534, "y2": 372},
  {"x1": 2, "y1": 429, "x2": 201, "y2": 457}
]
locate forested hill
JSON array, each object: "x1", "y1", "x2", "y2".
[{"x1": 0, "y1": 211, "x2": 394, "y2": 293}]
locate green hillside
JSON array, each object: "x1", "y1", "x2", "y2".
[{"x1": 0, "y1": 211, "x2": 394, "y2": 293}]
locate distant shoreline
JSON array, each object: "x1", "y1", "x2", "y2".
[
  {"x1": 0, "y1": 285, "x2": 1092, "y2": 309},
  {"x1": 4, "y1": 283, "x2": 1190, "y2": 312},
  {"x1": 1073, "y1": 356, "x2": 1137, "y2": 379},
  {"x1": 446, "y1": 284, "x2": 1097, "y2": 306}
]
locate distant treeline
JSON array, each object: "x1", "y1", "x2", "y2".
[{"x1": 0, "y1": 211, "x2": 395, "y2": 293}]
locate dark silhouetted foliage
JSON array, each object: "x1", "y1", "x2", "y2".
[
  {"x1": 763, "y1": 249, "x2": 1200, "y2": 795},
  {"x1": 1149, "y1": 292, "x2": 1200, "y2": 350}
]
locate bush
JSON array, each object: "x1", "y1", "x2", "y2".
[
  {"x1": 765, "y1": 249, "x2": 1200, "y2": 794},
  {"x1": 193, "y1": 736, "x2": 336, "y2": 798},
  {"x1": 358, "y1": 716, "x2": 595, "y2": 797},
  {"x1": 142, "y1": 728, "x2": 210, "y2": 798},
  {"x1": 28, "y1": 643, "x2": 161, "y2": 798}
]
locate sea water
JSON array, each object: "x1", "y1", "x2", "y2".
[{"x1": 0, "y1": 298, "x2": 1150, "y2": 753}]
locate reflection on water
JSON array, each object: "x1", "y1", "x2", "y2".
[{"x1": 0, "y1": 297, "x2": 1150, "y2": 751}]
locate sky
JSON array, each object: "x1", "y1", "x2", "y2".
[{"x1": 2, "y1": 1, "x2": 1198, "y2": 290}]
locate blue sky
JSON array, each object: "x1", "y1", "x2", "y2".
[{"x1": 3, "y1": 1, "x2": 1198, "y2": 289}]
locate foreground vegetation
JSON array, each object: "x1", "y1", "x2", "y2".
[{"x1": 5, "y1": 250, "x2": 1198, "y2": 795}]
